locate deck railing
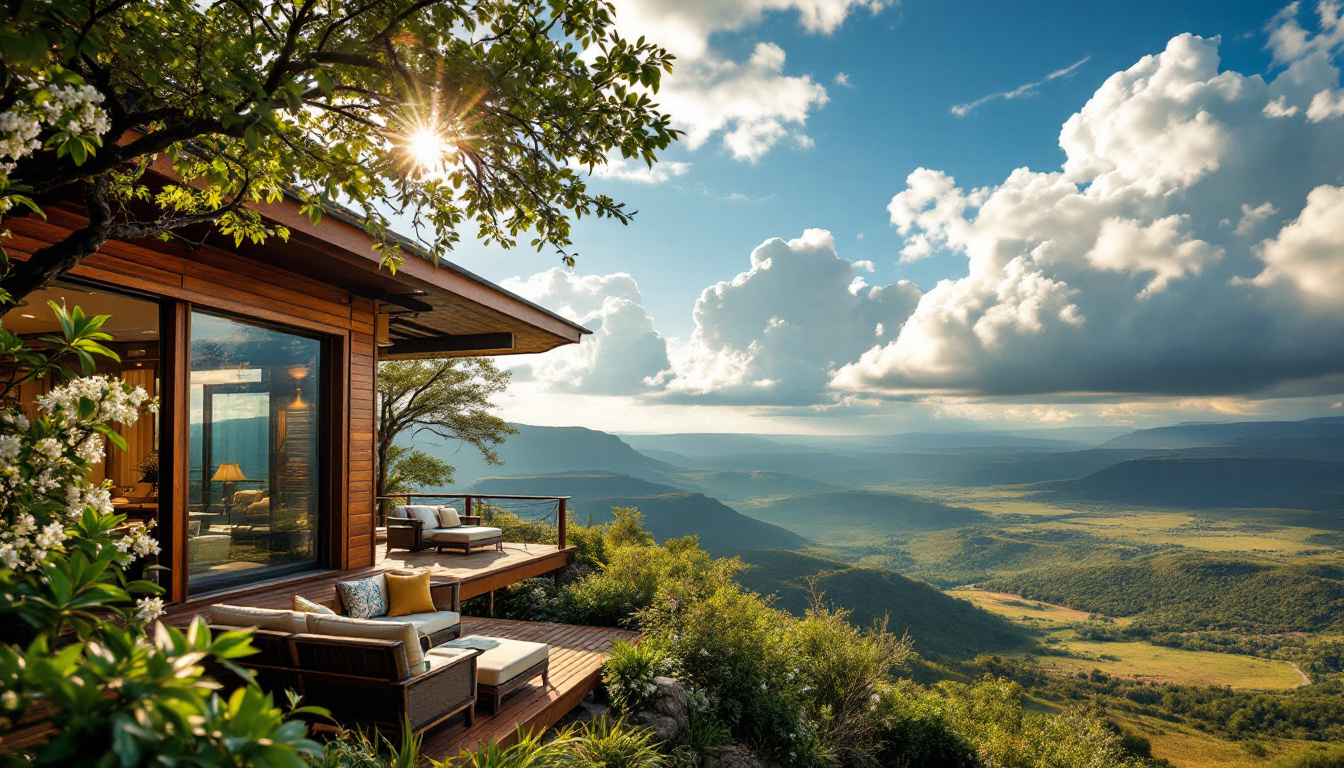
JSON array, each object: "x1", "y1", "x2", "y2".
[{"x1": 376, "y1": 493, "x2": 569, "y2": 550}]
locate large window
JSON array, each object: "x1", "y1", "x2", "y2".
[{"x1": 188, "y1": 312, "x2": 323, "y2": 592}]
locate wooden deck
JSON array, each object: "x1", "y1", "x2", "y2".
[
  {"x1": 166, "y1": 541, "x2": 573, "y2": 621},
  {"x1": 421, "y1": 617, "x2": 639, "y2": 762},
  {"x1": 162, "y1": 542, "x2": 638, "y2": 760}
]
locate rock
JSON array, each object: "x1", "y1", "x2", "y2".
[
  {"x1": 636, "y1": 711, "x2": 681, "y2": 741},
  {"x1": 543, "y1": 701, "x2": 610, "y2": 741},
  {"x1": 651, "y1": 675, "x2": 693, "y2": 730},
  {"x1": 716, "y1": 745, "x2": 766, "y2": 768}
]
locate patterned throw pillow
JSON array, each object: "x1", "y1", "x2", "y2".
[{"x1": 336, "y1": 577, "x2": 387, "y2": 619}]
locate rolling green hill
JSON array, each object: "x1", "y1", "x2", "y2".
[
  {"x1": 738, "y1": 490, "x2": 990, "y2": 543},
  {"x1": 988, "y1": 551, "x2": 1344, "y2": 632},
  {"x1": 735, "y1": 549, "x2": 1034, "y2": 660},
  {"x1": 468, "y1": 472, "x2": 808, "y2": 556}
]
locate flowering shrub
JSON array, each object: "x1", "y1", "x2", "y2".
[
  {"x1": 0, "y1": 303, "x2": 323, "y2": 766},
  {"x1": 0, "y1": 67, "x2": 109, "y2": 216}
]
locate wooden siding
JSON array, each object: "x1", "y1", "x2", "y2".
[{"x1": 5, "y1": 211, "x2": 381, "y2": 590}]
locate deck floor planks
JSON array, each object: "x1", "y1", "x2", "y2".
[{"x1": 419, "y1": 617, "x2": 639, "y2": 762}]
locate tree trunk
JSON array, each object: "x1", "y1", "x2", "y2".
[{"x1": 2, "y1": 175, "x2": 115, "y2": 303}]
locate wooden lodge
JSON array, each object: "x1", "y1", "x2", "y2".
[{"x1": 3, "y1": 177, "x2": 628, "y2": 760}]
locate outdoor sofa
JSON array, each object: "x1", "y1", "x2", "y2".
[{"x1": 387, "y1": 504, "x2": 504, "y2": 555}]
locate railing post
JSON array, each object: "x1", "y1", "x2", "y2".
[
  {"x1": 463, "y1": 495, "x2": 472, "y2": 519},
  {"x1": 557, "y1": 497, "x2": 567, "y2": 550}
]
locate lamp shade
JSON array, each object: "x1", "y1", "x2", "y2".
[{"x1": 211, "y1": 462, "x2": 247, "y2": 482}]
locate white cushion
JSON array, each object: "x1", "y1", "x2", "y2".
[
  {"x1": 390, "y1": 505, "x2": 411, "y2": 520},
  {"x1": 424, "y1": 525, "x2": 502, "y2": 544},
  {"x1": 367, "y1": 610, "x2": 460, "y2": 637},
  {"x1": 436, "y1": 506, "x2": 461, "y2": 528},
  {"x1": 405, "y1": 505, "x2": 440, "y2": 528},
  {"x1": 210, "y1": 604, "x2": 306, "y2": 633},
  {"x1": 442, "y1": 635, "x2": 548, "y2": 686},
  {"x1": 305, "y1": 613, "x2": 423, "y2": 669}
]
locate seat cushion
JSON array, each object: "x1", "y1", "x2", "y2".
[
  {"x1": 424, "y1": 526, "x2": 502, "y2": 544},
  {"x1": 436, "y1": 506, "x2": 461, "y2": 528},
  {"x1": 336, "y1": 574, "x2": 388, "y2": 619},
  {"x1": 210, "y1": 604, "x2": 306, "y2": 633},
  {"x1": 367, "y1": 610, "x2": 460, "y2": 638},
  {"x1": 306, "y1": 614, "x2": 423, "y2": 669},
  {"x1": 442, "y1": 635, "x2": 548, "y2": 686}
]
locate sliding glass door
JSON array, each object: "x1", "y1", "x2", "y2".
[{"x1": 187, "y1": 312, "x2": 324, "y2": 593}]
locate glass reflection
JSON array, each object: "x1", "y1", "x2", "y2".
[{"x1": 187, "y1": 312, "x2": 321, "y2": 593}]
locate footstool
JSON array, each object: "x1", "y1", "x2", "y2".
[{"x1": 439, "y1": 635, "x2": 550, "y2": 713}]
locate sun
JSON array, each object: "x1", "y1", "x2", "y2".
[{"x1": 406, "y1": 127, "x2": 451, "y2": 169}]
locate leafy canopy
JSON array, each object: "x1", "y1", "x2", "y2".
[{"x1": 0, "y1": 0, "x2": 680, "y2": 300}]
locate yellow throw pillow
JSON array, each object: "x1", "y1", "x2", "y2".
[{"x1": 385, "y1": 569, "x2": 437, "y2": 616}]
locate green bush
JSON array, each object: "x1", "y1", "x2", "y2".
[
  {"x1": 461, "y1": 577, "x2": 561, "y2": 622},
  {"x1": 604, "y1": 640, "x2": 676, "y2": 713},
  {"x1": 788, "y1": 603, "x2": 912, "y2": 767},
  {"x1": 875, "y1": 682, "x2": 981, "y2": 768},
  {"x1": 567, "y1": 717, "x2": 666, "y2": 768},
  {"x1": 1273, "y1": 744, "x2": 1344, "y2": 768}
]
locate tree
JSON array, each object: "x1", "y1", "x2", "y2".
[
  {"x1": 376, "y1": 357, "x2": 514, "y2": 508},
  {"x1": 0, "y1": 0, "x2": 680, "y2": 302}
]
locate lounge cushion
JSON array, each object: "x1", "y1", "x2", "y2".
[
  {"x1": 436, "y1": 506, "x2": 461, "y2": 528},
  {"x1": 306, "y1": 613, "x2": 423, "y2": 669},
  {"x1": 336, "y1": 574, "x2": 388, "y2": 619},
  {"x1": 385, "y1": 569, "x2": 436, "y2": 616},
  {"x1": 367, "y1": 610, "x2": 461, "y2": 638},
  {"x1": 406, "y1": 505, "x2": 440, "y2": 528},
  {"x1": 293, "y1": 595, "x2": 336, "y2": 615},
  {"x1": 442, "y1": 635, "x2": 548, "y2": 686},
  {"x1": 424, "y1": 525, "x2": 502, "y2": 544},
  {"x1": 210, "y1": 604, "x2": 306, "y2": 633}
]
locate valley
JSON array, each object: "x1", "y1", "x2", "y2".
[{"x1": 402, "y1": 415, "x2": 1344, "y2": 767}]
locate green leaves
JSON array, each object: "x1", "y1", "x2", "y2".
[
  {"x1": 2, "y1": 0, "x2": 682, "y2": 299},
  {"x1": 39, "y1": 301, "x2": 118, "y2": 376}
]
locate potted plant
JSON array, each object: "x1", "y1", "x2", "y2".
[{"x1": 137, "y1": 451, "x2": 159, "y2": 499}]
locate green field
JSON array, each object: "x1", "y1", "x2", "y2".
[{"x1": 1038, "y1": 639, "x2": 1307, "y2": 690}]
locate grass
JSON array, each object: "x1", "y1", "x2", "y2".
[
  {"x1": 1037, "y1": 639, "x2": 1306, "y2": 690},
  {"x1": 1108, "y1": 710, "x2": 1319, "y2": 768},
  {"x1": 947, "y1": 587, "x2": 1106, "y2": 624}
]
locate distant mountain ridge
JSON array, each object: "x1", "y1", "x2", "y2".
[
  {"x1": 1038, "y1": 456, "x2": 1344, "y2": 511},
  {"x1": 739, "y1": 490, "x2": 990, "y2": 543},
  {"x1": 467, "y1": 472, "x2": 808, "y2": 556},
  {"x1": 1103, "y1": 416, "x2": 1344, "y2": 450}
]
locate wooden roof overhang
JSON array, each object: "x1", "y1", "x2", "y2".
[
  {"x1": 7, "y1": 152, "x2": 589, "y2": 358},
  {"x1": 232, "y1": 193, "x2": 590, "y2": 358}
]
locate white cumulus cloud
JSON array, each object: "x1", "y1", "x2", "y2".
[
  {"x1": 500, "y1": 270, "x2": 672, "y2": 395},
  {"x1": 833, "y1": 25, "x2": 1344, "y2": 399},
  {"x1": 610, "y1": 0, "x2": 888, "y2": 161}
]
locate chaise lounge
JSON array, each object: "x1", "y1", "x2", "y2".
[{"x1": 387, "y1": 504, "x2": 504, "y2": 555}]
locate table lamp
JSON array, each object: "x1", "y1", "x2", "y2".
[{"x1": 211, "y1": 462, "x2": 247, "y2": 517}]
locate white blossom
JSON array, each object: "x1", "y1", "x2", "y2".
[{"x1": 134, "y1": 597, "x2": 165, "y2": 621}]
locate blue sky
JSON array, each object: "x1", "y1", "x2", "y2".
[{"x1": 435, "y1": 0, "x2": 1344, "y2": 434}]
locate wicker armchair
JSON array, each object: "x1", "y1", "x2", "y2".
[
  {"x1": 333, "y1": 579, "x2": 463, "y2": 647},
  {"x1": 290, "y1": 633, "x2": 479, "y2": 733}
]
